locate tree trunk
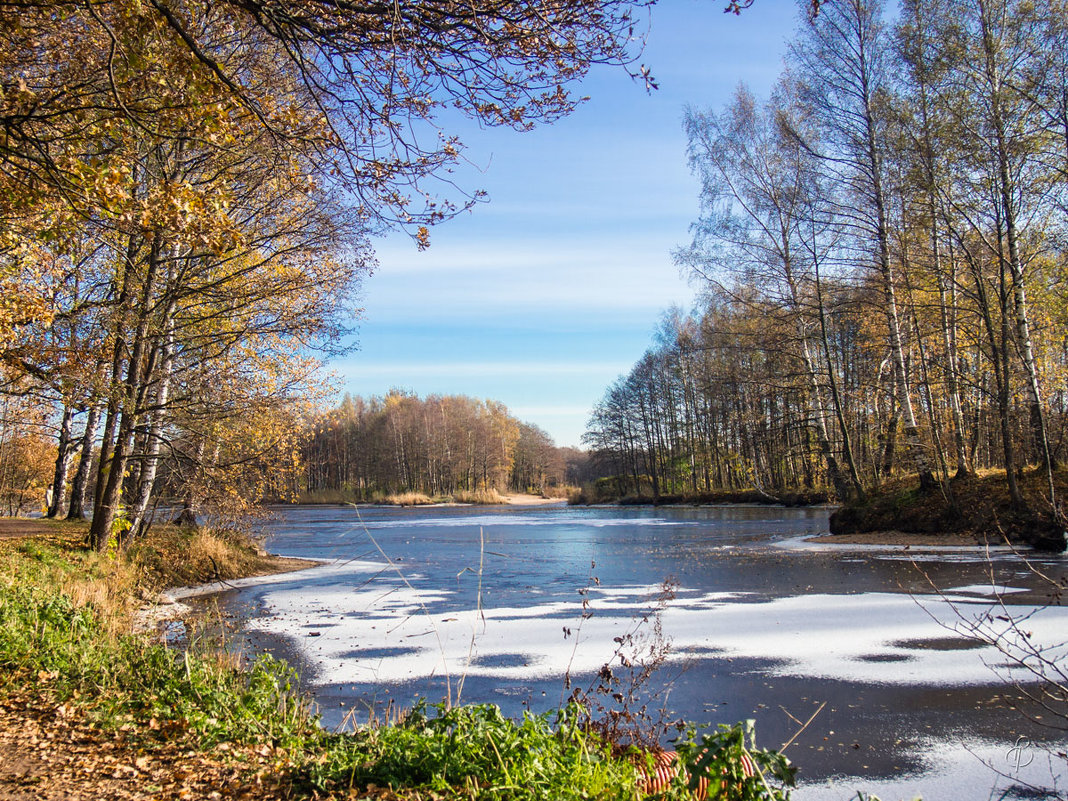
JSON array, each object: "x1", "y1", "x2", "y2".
[
  {"x1": 128, "y1": 311, "x2": 175, "y2": 542},
  {"x1": 66, "y1": 403, "x2": 101, "y2": 520},
  {"x1": 978, "y1": 0, "x2": 1056, "y2": 511},
  {"x1": 46, "y1": 404, "x2": 75, "y2": 518},
  {"x1": 89, "y1": 236, "x2": 162, "y2": 552}
]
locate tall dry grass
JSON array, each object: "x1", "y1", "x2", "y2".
[
  {"x1": 540, "y1": 485, "x2": 580, "y2": 500},
  {"x1": 452, "y1": 488, "x2": 505, "y2": 505},
  {"x1": 296, "y1": 488, "x2": 363, "y2": 504},
  {"x1": 380, "y1": 492, "x2": 436, "y2": 506}
]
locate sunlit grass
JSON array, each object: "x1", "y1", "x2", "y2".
[{"x1": 452, "y1": 488, "x2": 506, "y2": 505}]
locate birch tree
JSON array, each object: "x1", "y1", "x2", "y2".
[{"x1": 791, "y1": 0, "x2": 937, "y2": 489}]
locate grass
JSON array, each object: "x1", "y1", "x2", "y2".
[
  {"x1": 539, "y1": 484, "x2": 580, "y2": 501},
  {"x1": 308, "y1": 702, "x2": 644, "y2": 799},
  {"x1": 296, "y1": 488, "x2": 363, "y2": 504},
  {"x1": 452, "y1": 488, "x2": 506, "y2": 505},
  {"x1": 0, "y1": 525, "x2": 796, "y2": 800},
  {"x1": 380, "y1": 491, "x2": 438, "y2": 506},
  {"x1": 375, "y1": 489, "x2": 507, "y2": 505},
  {"x1": 296, "y1": 488, "x2": 510, "y2": 506},
  {"x1": 125, "y1": 524, "x2": 317, "y2": 592}
]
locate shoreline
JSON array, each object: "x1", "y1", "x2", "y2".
[
  {"x1": 0, "y1": 509, "x2": 1004, "y2": 553},
  {"x1": 135, "y1": 554, "x2": 330, "y2": 636},
  {"x1": 285, "y1": 493, "x2": 569, "y2": 508},
  {"x1": 499, "y1": 493, "x2": 568, "y2": 506},
  {"x1": 805, "y1": 530, "x2": 1004, "y2": 548}
]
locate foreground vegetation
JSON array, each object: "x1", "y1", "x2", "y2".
[{"x1": 0, "y1": 523, "x2": 797, "y2": 800}]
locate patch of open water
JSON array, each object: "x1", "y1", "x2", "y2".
[{"x1": 203, "y1": 504, "x2": 1068, "y2": 800}]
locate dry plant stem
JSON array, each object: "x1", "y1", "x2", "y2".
[
  {"x1": 455, "y1": 526, "x2": 486, "y2": 706},
  {"x1": 908, "y1": 549, "x2": 1068, "y2": 734},
  {"x1": 778, "y1": 701, "x2": 826, "y2": 753},
  {"x1": 572, "y1": 580, "x2": 679, "y2": 750},
  {"x1": 560, "y1": 560, "x2": 599, "y2": 707},
  {"x1": 352, "y1": 504, "x2": 454, "y2": 708}
]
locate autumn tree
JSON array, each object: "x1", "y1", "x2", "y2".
[
  {"x1": 587, "y1": 0, "x2": 1068, "y2": 530},
  {"x1": 789, "y1": 0, "x2": 936, "y2": 489},
  {"x1": 302, "y1": 392, "x2": 559, "y2": 499},
  {"x1": 2, "y1": 0, "x2": 656, "y2": 546}
]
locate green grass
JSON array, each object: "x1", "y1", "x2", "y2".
[{"x1": 0, "y1": 550, "x2": 311, "y2": 749}]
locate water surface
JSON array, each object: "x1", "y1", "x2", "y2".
[{"x1": 206, "y1": 504, "x2": 1068, "y2": 800}]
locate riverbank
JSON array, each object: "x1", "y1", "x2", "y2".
[
  {"x1": 570, "y1": 488, "x2": 831, "y2": 507},
  {"x1": 829, "y1": 468, "x2": 1068, "y2": 550},
  {"x1": 0, "y1": 520, "x2": 789, "y2": 801},
  {"x1": 292, "y1": 489, "x2": 572, "y2": 507},
  {"x1": 0, "y1": 522, "x2": 310, "y2": 800},
  {"x1": 808, "y1": 530, "x2": 992, "y2": 547}
]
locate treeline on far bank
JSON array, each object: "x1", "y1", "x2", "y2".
[
  {"x1": 300, "y1": 392, "x2": 591, "y2": 502},
  {"x1": 299, "y1": 391, "x2": 829, "y2": 507}
]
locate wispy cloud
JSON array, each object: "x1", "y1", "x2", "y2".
[{"x1": 338, "y1": 361, "x2": 628, "y2": 379}]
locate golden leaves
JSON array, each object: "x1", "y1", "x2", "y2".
[{"x1": 0, "y1": 691, "x2": 298, "y2": 801}]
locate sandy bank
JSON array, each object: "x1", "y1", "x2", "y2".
[{"x1": 500, "y1": 493, "x2": 568, "y2": 506}]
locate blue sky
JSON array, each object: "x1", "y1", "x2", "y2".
[{"x1": 336, "y1": 0, "x2": 799, "y2": 448}]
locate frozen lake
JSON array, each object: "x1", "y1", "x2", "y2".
[{"x1": 203, "y1": 504, "x2": 1068, "y2": 800}]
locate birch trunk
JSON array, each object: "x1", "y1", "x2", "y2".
[
  {"x1": 66, "y1": 403, "x2": 100, "y2": 520},
  {"x1": 46, "y1": 404, "x2": 75, "y2": 518}
]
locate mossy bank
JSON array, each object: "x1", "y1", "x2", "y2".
[{"x1": 829, "y1": 468, "x2": 1068, "y2": 551}]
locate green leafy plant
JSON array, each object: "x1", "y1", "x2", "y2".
[
  {"x1": 307, "y1": 701, "x2": 641, "y2": 800},
  {"x1": 670, "y1": 719, "x2": 797, "y2": 801}
]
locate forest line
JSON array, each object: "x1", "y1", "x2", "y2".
[
  {"x1": 584, "y1": 0, "x2": 1068, "y2": 534},
  {"x1": 301, "y1": 392, "x2": 585, "y2": 502}
]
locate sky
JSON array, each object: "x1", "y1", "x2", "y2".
[{"x1": 335, "y1": 0, "x2": 801, "y2": 448}]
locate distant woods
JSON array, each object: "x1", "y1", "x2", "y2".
[
  {"x1": 586, "y1": 0, "x2": 1068, "y2": 517},
  {"x1": 302, "y1": 393, "x2": 586, "y2": 501}
]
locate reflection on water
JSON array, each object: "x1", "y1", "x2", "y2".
[{"x1": 205, "y1": 504, "x2": 1068, "y2": 800}]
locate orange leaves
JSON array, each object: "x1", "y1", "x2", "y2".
[{"x1": 130, "y1": 180, "x2": 240, "y2": 252}]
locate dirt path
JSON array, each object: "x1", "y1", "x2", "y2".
[{"x1": 0, "y1": 519, "x2": 56, "y2": 540}]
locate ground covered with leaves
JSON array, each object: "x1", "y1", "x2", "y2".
[{"x1": 0, "y1": 685, "x2": 293, "y2": 801}]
